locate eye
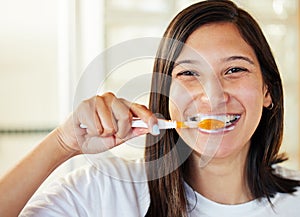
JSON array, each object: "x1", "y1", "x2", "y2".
[
  {"x1": 225, "y1": 67, "x2": 248, "y2": 75},
  {"x1": 177, "y1": 70, "x2": 199, "y2": 77}
]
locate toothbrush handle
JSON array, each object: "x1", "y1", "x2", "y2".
[
  {"x1": 80, "y1": 119, "x2": 176, "y2": 129},
  {"x1": 131, "y1": 119, "x2": 176, "y2": 129}
]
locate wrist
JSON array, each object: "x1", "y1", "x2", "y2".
[{"x1": 50, "y1": 129, "x2": 82, "y2": 160}]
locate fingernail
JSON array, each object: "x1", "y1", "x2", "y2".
[{"x1": 152, "y1": 124, "x2": 160, "y2": 135}]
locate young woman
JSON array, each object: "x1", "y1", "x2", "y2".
[
  {"x1": 0, "y1": 1, "x2": 299, "y2": 216},
  {"x1": 144, "y1": 1, "x2": 300, "y2": 216}
]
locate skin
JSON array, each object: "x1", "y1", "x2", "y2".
[{"x1": 169, "y1": 22, "x2": 272, "y2": 204}]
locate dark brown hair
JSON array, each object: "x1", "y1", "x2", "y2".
[{"x1": 145, "y1": 0, "x2": 300, "y2": 216}]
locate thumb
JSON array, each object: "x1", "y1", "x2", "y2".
[
  {"x1": 114, "y1": 128, "x2": 149, "y2": 145},
  {"x1": 81, "y1": 128, "x2": 149, "y2": 154}
]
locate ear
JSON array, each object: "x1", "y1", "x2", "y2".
[{"x1": 263, "y1": 85, "x2": 272, "y2": 108}]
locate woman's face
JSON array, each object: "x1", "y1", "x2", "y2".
[{"x1": 169, "y1": 22, "x2": 272, "y2": 160}]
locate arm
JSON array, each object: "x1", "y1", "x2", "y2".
[
  {"x1": 0, "y1": 93, "x2": 158, "y2": 216},
  {"x1": 0, "y1": 129, "x2": 78, "y2": 217}
]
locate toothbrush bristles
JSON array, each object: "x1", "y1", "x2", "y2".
[{"x1": 175, "y1": 119, "x2": 225, "y2": 130}]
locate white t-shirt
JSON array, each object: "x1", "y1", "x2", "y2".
[{"x1": 20, "y1": 157, "x2": 300, "y2": 217}]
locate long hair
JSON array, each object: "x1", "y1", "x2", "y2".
[{"x1": 145, "y1": 1, "x2": 300, "y2": 216}]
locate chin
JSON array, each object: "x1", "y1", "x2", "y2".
[{"x1": 190, "y1": 142, "x2": 244, "y2": 162}]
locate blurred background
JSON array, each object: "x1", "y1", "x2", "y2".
[{"x1": 0, "y1": 0, "x2": 299, "y2": 178}]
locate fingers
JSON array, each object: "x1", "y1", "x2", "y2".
[
  {"x1": 74, "y1": 93, "x2": 158, "y2": 154},
  {"x1": 110, "y1": 100, "x2": 133, "y2": 139},
  {"x1": 75, "y1": 99, "x2": 102, "y2": 137},
  {"x1": 95, "y1": 94, "x2": 117, "y2": 136},
  {"x1": 120, "y1": 99, "x2": 160, "y2": 136}
]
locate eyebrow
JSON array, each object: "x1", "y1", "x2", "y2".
[
  {"x1": 223, "y1": 55, "x2": 255, "y2": 65},
  {"x1": 174, "y1": 55, "x2": 255, "y2": 68},
  {"x1": 173, "y1": 60, "x2": 202, "y2": 68}
]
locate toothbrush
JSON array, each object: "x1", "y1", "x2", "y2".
[
  {"x1": 131, "y1": 118, "x2": 225, "y2": 130},
  {"x1": 79, "y1": 116, "x2": 226, "y2": 130}
]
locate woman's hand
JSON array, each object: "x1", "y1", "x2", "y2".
[{"x1": 56, "y1": 92, "x2": 159, "y2": 154}]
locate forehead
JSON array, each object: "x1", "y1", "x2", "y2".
[{"x1": 177, "y1": 22, "x2": 258, "y2": 64}]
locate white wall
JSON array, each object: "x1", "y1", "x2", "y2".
[
  {"x1": 0, "y1": 0, "x2": 105, "y2": 176},
  {"x1": 0, "y1": 0, "x2": 59, "y2": 128}
]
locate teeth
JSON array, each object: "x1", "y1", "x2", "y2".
[
  {"x1": 224, "y1": 115, "x2": 240, "y2": 126},
  {"x1": 188, "y1": 114, "x2": 240, "y2": 128}
]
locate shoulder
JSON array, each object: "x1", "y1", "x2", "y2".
[
  {"x1": 21, "y1": 156, "x2": 150, "y2": 217},
  {"x1": 271, "y1": 166, "x2": 300, "y2": 213}
]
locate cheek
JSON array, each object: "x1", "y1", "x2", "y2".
[
  {"x1": 233, "y1": 83, "x2": 265, "y2": 129},
  {"x1": 169, "y1": 84, "x2": 185, "y2": 120},
  {"x1": 168, "y1": 81, "x2": 196, "y2": 121},
  {"x1": 238, "y1": 83, "x2": 265, "y2": 108}
]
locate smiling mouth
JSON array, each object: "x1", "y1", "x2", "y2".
[{"x1": 188, "y1": 114, "x2": 241, "y2": 133}]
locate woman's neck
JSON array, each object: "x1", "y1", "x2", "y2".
[{"x1": 184, "y1": 149, "x2": 253, "y2": 205}]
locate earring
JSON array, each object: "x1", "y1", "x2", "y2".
[{"x1": 267, "y1": 102, "x2": 274, "y2": 110}]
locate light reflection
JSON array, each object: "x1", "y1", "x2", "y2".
[{"x1": 273, "y1": 0, "x2": 285, "y2": 15}]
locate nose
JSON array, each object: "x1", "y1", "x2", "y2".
[{"x1": 197, "y1": 78, "x2": 229, "y2": 112}]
